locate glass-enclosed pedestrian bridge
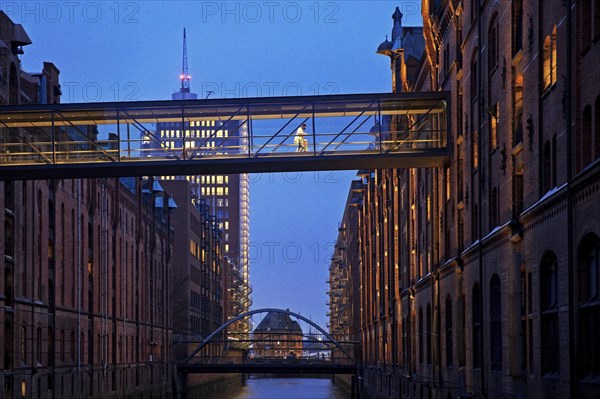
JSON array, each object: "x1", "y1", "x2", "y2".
[{"x1": 0, "y1": 92, "x2": 449, "y2": 180}]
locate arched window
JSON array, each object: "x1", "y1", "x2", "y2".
[
  {"x1": 578, "y1": 233, "x2": 600, "y2": 378},
  {"x1": 543, "y1": 26, "x2": 557, "y2": 90},
  {"x1": 541, "y1": 251, "x2": 560, "y2": 375},
  {"x1": 445, "y1": 296, "x2": 453, "y2": 366},
  {"x1": 426, "y1": 304, "x2": 432, "y2": 365},
  {"x1": 472, "y1": 283, "x2": 482, "y2": 369},
  {"x1": 490, "y1": 274, "x2": 502, "y2": 371},
  {"x1": 419, "y1": 307, "x2": 424, "y2": 364}
]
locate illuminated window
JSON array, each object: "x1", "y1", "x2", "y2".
[
  {"x1": 427, "y1": 195, "x2": 431, "y2": 223},
  {"x1": 543, "y1": 26, "x2": 557, "y2": 90},
  {"x1": 446, "y1": 168, "x2": 451, "y2": 201},
  {"x1": 490, "y1": 103, "x2": 498, "y2": 150}
]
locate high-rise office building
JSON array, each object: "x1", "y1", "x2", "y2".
[{"x1": 142, "y1": 30, "x2": 251, "y2": 333}]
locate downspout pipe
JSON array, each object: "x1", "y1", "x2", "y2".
[
  {"x1": 565, "y1": 0, "x2": 576, "y2": 397},
  {"x1": 476, "y1": 0, "x2": 486, "y2": 396}
]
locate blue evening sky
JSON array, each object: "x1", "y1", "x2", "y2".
[{"x1": 13, "y1": 1, "x2": 423, "y2": 329}]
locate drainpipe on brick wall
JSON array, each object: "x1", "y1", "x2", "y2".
[
  {"x1": 566, "y1": 0, "x2": 576, "y2": 397},
  {"x1": 476, "y1": 0, "x2": 487, "y2": 396}
]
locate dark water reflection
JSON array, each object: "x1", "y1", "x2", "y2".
[{"x1": 201, "y1": 378, "x2": 350, "y2": 399}]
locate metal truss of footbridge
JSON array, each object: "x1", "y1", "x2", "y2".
[{"x1": 0, "y1": 91, "x2": 450, "y2": 180}]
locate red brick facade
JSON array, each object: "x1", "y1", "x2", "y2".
[
  {"x1": 348, "y1": 2, "x2": 600, "y2": 398},
  {"x1": 1, "y1": 12, "x2": 174, "y2": 398}
]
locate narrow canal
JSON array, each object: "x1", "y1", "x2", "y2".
[{"x1": 200, "y1": 378, "x2": 350, "y2": 399}]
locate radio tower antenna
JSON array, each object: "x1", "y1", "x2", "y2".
[
  {"x1": 172, "y1": 28, "x2": 197, "y2": 100},
  {"x1": 180, "y1": 28, "x2": 191, "y2": 93}
]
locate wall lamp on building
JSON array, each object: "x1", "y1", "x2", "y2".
[
  {"x1": 500, "y1": 142, "x2": 507, "y2": 174},
  {"x1": 408, "y1": 287, "x2": 416, "y2": 299},
  {"x1": 526, "y1": 114, "x2": 534, "y2": 151},
  {"x1": 453, "y1": 257, "x2": 464, "y2": 274},
  {"x1": 509, "y1": 219, "x2": 524, "y2": 243}
]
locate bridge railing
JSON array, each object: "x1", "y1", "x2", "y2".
[{"x1": 0, "y1": 92, "x2": 448, "y2": 168}]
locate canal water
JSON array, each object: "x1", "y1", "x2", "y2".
[{"x1": 200, "y1": 377, "x2": 350, "y2": 399}]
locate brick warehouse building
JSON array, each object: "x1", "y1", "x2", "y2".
[
  {"x1": 0, "y1": 12, "x2": 174, "y2": 398},
  {"x1": 334, "y1": 2, "x2": 600, "y2": 398},
  {"x1": 160, "y1": 179, "x2": 226, "y2": 361}
]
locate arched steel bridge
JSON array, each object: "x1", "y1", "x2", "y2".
[
  {"x1": 0, "y1": 92, "x2": 449, "y2": 180},
  {"x1": 176, "y1": 308, "x2": 359, "y2": 375}
]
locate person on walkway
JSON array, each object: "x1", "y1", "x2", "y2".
[{"x1": 295, "y1": 123, "x2": 309, "y2": 152}]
